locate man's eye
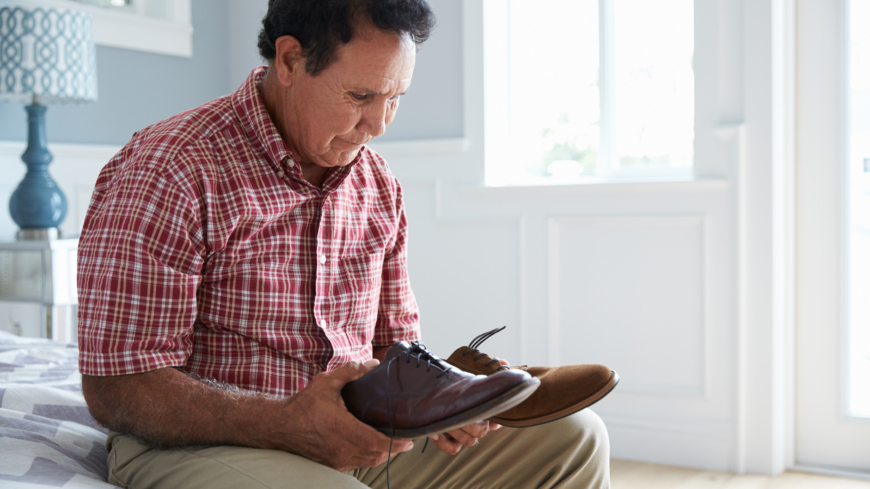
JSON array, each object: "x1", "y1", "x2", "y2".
[{"x1": 351, "y1": 93, "x2": 368, "y2": 100}]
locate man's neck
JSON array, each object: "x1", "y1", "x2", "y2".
[
  {"x1": 257, "y1": 69, "x2": 328, "y2": 189},
  {"x1": 300, "y1": 164, "x2": 329, "y2": 189}
]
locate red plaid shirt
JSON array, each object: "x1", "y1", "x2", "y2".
[{"x1": 77, "y1": 67, "x2": 421, "y2": 396}]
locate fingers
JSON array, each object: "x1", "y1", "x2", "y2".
[
  {"x1": 388, "y1": 436, "x2": 415, "y2": 455},
  {"x1": 431, "y1": 432, "x2": 464, "y2": 455},
  {"x1": 460, "y1": 420, "x2": 490, "y2": 439},
  {"x1": 438, "y1": 420, "x2": 489, "y2": 449},
  {"x1": 326, "y1": 419, "x2": 413, "y2": 471},
  {"x1": 347, "y1": 419, "x2": 414, "y2": 455},
  {"x1": 363, "y1": 358, "x2": 380, "y2": 370},
  {"x1": 488, "y1": 420, "x2": 502, "y2": 430},
  {"x1": 444, "y1": 428, "x2": 480, "y2": 448},
  {"x1": 498, "y1": 358, "x2": 510, "y2": 367},
  {"x1": 323, "y1": 361, "x2": 371, "y2": 387},
  {"x1": 432, "y1": 419, "x2": 495, "y2": 454}
]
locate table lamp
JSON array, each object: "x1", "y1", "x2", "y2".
[{"x1": 0, "y1": 5, "x2": 97, "y2": 240}]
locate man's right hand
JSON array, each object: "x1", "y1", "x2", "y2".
[
  {"x1": 267, "y1": 360, "x2": 415, "y2": 472},
  {"x1": 83, "y1": 360, "x2": 413, "y2": 474}
]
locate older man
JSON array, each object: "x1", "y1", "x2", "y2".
[{"x1": 78, "y1": 1, "x2": 610, "y2": 487}]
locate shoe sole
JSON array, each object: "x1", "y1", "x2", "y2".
[
  {"x1": 377, "y1": 377, "x2": 542, "y2": 439},
  {"x1": 487, "y1": 370, "x2": 620, "y2": 428}
]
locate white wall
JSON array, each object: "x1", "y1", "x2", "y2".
[
  {"x1": 0, "y1": 0, "x2": 798, "y2": 477},
  {"x1": 372, "y1": 0, "x2": 795, "y2": 476}
]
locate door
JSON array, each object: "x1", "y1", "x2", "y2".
[{"x1": 795, "y1": 0, "x2": 870, "y2": 475}]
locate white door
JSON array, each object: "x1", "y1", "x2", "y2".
[{"x1": 795, "y1": 0, "x2": 870, "y2": 475}]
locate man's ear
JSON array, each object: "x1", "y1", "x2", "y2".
[{"x1": 273, "y1": 35, "x2": 304, "y2": 87}]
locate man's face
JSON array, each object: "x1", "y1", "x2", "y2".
[{"x1": 280, "y1": 26, "x2": 416, "y2": 169}]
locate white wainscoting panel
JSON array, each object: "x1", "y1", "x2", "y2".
[
  {"x1": 548, "y1": 215, "x2": 708, "y2": 397},
  {"x1": 402, "y1": 181, "x2": 523, "y2": 361},
  {"x1": 0, "y1": 138, "x2": 745, "y2": 473},
  {"x1": 607, "y1": 419, "x2": 733, "y2": 472}
]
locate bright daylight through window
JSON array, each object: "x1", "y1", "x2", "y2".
[
  {"x1": 849, "y1": 0, "x2": 870, "y2": 418},
  {"x1": 485, "y1": 0, "x2": 694, "y2": 186},
  {"x1": 70, "y1": 0, "x2": 130, "y2": 6}
]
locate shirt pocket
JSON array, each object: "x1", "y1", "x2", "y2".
[{"x1": 337, "y1": 252, "x2": 385, "y2": 336}]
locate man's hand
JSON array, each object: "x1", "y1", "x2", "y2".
[
  {"x1": 269, "y1": 360, "x2": 414, "y2": 472},
  {"x1": 83, "y1": 360, "x2": 412, "y2": 473},
  {"x1": 430, "y1": 357, "x2": 512, "y2": 455},
  {"x1": 429, "y1": 421, "x2": 492, "y2": 454}
]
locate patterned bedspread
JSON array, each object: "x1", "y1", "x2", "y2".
[{"x1": 0, "y1": 331, "x2": 115, "y2": 488}]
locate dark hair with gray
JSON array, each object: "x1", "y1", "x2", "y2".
[{"x1": 257, "y1": 0, "x2": 435, "y2": 76}]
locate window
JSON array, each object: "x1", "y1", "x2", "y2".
[
  {"x1": 70, "y1": 0, "x2": 131, "y2": 7},
  {"x1": 34, "y1": 0, "x2": 192, "y2": 57},
  {"x1": 484, "y1": 0, "x2": 695, "y2": 186}
]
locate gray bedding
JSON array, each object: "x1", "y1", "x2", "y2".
[{"x1": 0, "y1": 330, "x2": 116, "y2": 488}]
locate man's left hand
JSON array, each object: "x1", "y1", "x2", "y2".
[{"x1": 431, "y1": 357, "x2": 511, "y2": 455}]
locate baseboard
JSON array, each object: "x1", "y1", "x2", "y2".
[
  {"x1": 601, "y1": 414, "x2": 734, "y2": 472},
  {"x1": 791, "y1": 464, "x2": 870, "y2": 481}
]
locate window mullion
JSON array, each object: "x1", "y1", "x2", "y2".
[{"x1": 598, "y1": 0, "x2": 616, "y2": 176}]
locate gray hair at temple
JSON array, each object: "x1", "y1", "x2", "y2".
[{"x1": 257, "y1": 0, "x2": 436, "y2": 76}]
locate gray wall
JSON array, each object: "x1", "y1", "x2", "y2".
[
  {"x1": 0, "y1": 0, "x2": 463, "y2": 146},
  {"x1": 384, "y1": 0, "x2": 464, "y2": 140}
]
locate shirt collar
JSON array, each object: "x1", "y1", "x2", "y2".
[{"x1": 232, "y1": 66, "x2": 295, "y2": 175}]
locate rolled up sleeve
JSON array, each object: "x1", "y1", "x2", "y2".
[{"x1": 77, "y1": 161, "x2": 205, "y2": 377}]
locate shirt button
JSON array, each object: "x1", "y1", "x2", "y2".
[
  {"x1": 321, "y1": 321, "x2": 328, "y2": 328},
  {"x1": 277, "y1": 170, "x2": 284, "y2": 178},
  {"x1": 318, "y1": 254, "x2": 327, "y2": 265}
]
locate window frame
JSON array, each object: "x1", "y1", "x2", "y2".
[
  {"x1": 20, "y1": 0, "x2": 193, "y2": 58},
  {"x1": 483, "y1": 0, "x2": 695, "y2": 186}
]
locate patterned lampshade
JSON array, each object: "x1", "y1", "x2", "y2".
[{"x1": 0, "y1": 6, "x2": 97, "y2": 104}]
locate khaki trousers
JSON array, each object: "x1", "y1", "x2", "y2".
[{"x1": 106, "y1": 409, "x2": 610, "y2": 489}]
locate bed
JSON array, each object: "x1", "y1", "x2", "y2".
[{"x1": 0, "y1": 330, "x2": 116, "y2": 488}]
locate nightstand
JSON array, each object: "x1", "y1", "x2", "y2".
[{"x1": 0, "y1": 238, "x2": 78, "y2": 341}]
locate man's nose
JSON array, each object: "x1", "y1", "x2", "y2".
[{"x1": 359, "y1": 101, "x2": 389, "y2": 138}]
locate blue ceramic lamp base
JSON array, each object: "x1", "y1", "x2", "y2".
[{"x1": 9, "y1": 103, "x2": 68, "y2": 241}]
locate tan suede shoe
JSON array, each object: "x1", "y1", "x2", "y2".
[{"x1": 444, "y1": 327, "x2": 619, "y2": 428}]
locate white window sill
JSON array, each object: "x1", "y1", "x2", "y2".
[
  {"x1": 466, "y1": 175, "x2": 728, "y2": 195},
  {"x1": 27, "y1": 0, "x2": 193, "y2": 58}
]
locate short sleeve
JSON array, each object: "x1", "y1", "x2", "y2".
[
  {"x1": 372, "y1": 183, "x2": 421, "y2": 346},
  {"x1": 77, "y1": 162, "x2": 205, "y2": 376}
]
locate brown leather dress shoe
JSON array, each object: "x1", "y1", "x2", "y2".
[
  {"x1": 342, "y1": 341, "x2": 540, "y2": 438},
  {"x1": 444, "y1": 327, "x2": 619, "y2": 428}
]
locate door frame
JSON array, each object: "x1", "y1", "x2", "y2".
[{"x1": 792, "y1": 0, "x2": 870, "y2": 479}]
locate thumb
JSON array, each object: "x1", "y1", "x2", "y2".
[{"x1": 330, "y1": 361, "x2": 373, "y2": 386}]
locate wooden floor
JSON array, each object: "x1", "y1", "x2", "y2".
[{"x1": 612, "y1": 460, "x2": 870, "y2": 488}]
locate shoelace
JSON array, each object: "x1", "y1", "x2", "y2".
[
  {"x1": 462, "y1": 326, "x2": 510, "y2": 371},
  {"x1": 383, "y1": 342, "x2": 450, "y2": 489}
]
